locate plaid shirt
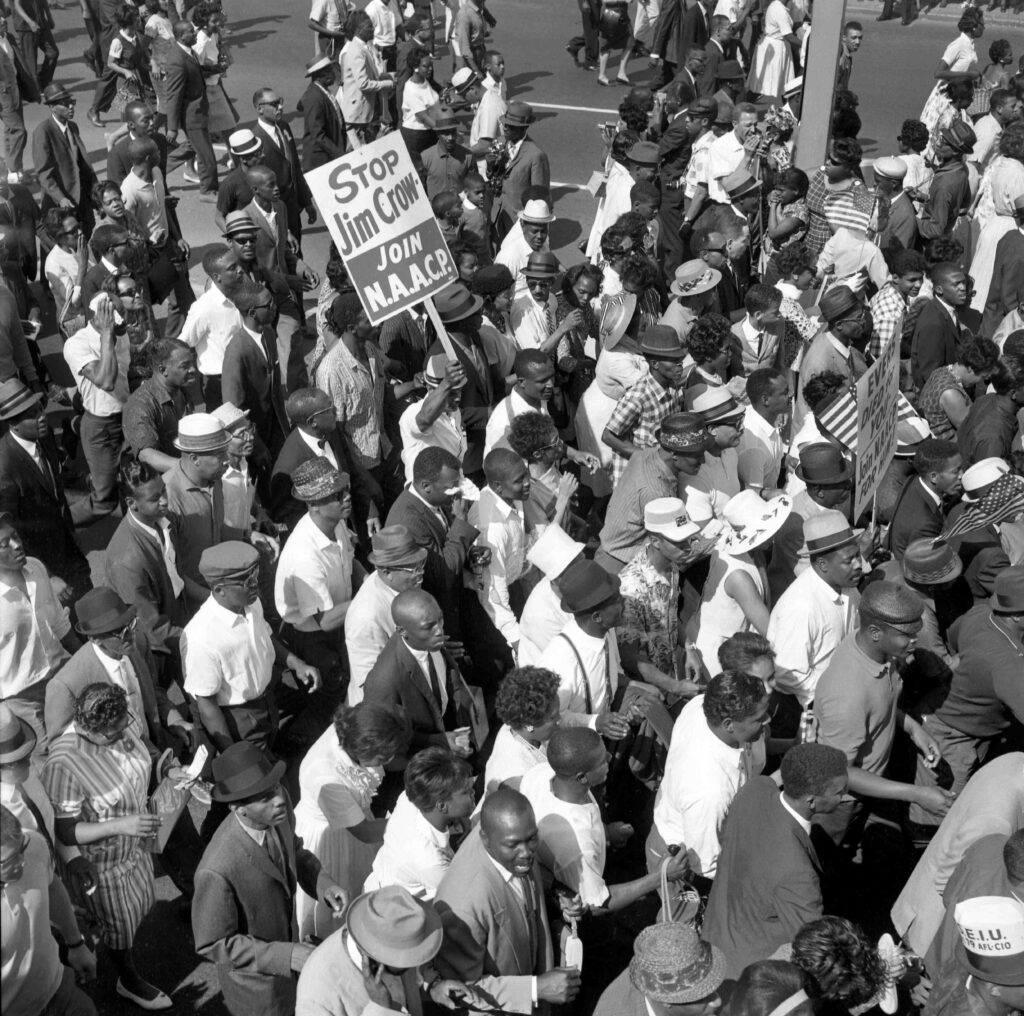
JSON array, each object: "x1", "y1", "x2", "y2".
[
  {"x1": 869, "y1": 281, "x2": 907, "y2": 360},
  {"x1": 605, "y1": 373, "x2": 687, "y2": 484},
  {"x1": 803, "y1": 172, "x2": 870, "y2": 263}
]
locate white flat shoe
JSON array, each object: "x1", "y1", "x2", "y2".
[{"x1": 116, "y1": 980, "x2": 172, "y2": 1011}]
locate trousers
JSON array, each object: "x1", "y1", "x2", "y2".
[{"x1": 80, "y1": 411, "x2": 124, "y2": 513}]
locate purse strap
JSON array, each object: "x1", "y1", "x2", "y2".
[{"x1": 558, "y1": 632, "x2": 592, "y2": 714}]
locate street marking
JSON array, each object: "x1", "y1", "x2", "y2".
[
  {"x1": 550, "y1": 181, "x2": 584, "y2": 190},
  {"x1": 530, "y1": 101, "x2": 620, "y2": 115}
]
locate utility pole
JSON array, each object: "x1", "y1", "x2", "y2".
[{"x1": 793, "y1": 1, "x2": 847, "y2": 171}]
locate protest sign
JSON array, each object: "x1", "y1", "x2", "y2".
[
  {"x1": 854, "y1": 334, "x2": 901, "y2": 519},
  {"x1": 305, "y1": 133, "x2": 458, "y2": 324}
]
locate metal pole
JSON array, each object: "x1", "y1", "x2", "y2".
[{"x1": 792, "y1": 0, "x2": 847, "y2": 173}]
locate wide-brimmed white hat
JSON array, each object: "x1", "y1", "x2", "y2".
[
  {"x1": 520, "y1": 199, "x2": 555, "y2": 224},
  {"x1": 962, "y1": 457, "x2": 1010, "y2": 503},
  {"x1": 722, "y1": 490, "x2": 792, "y2": 554}
]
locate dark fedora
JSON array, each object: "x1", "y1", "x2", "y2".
[
  {"x1": 0, "y1": 378, "x2": 43, "y2": 421},
  {"x1": 368, "y1": 525, "x2": 428, "y2": 569},
  {"x1": 522, "y1": 251, "x2": 560, "y2": 279},
  {"x1": 502, "y1": 101, "x2": 535, "y2": 127},
  {"x1": 819, "y1": 285, "x2": 861, "y2": 325},
  {"x1": 433, "y1": 283, "x2": 484, "y2": 324},
  {"x1": 716, "y1": 59, "x2": 745, "y2": 81},
  {"x1": 559, "y1": 560, "x2": 620, "y2": 614},
  {"x1": 640, "y1": 324, "x2": 687, "y2": 361},
  {"x1": 74, "y1": 587, "x2": 136, "y2": 636},
  {"x1": 656, "y1": 412, "x2": 710, "y2": 454},
  {"x1": 940, "y1": 119, "x2": 977, "y2": 155},
  {"x1": 796, "y1": 442, "x2": 852, "y2": 485},
  {"x1": 432, "y1": 107, "x2": 459, "y2": 132},
  {"x1": 211, "y1": 741, "x2": 286, "y2": 803},
  {"x1": 41, "y1": 82, "x2": 74, "y2": 105},
  {"x1": 993, "y1": 566, "x2": 1024, "y2": 615}
]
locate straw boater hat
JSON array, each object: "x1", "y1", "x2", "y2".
[
  {"x1": 174, "y1": 413, "x2": 231, "y2": 453},
  {"x1": 873, "y1": 156, "x2": 908, "y2": 182},
  {"x1": 670, "y1": 260, "x2": 721, "y2": 299},
  {"x1": 526, "y1": 524, "x2": 584, "y2": 578},
  {"x1": 687, "y1": 385, "x2": 743, "y2": 426},
  {"x1": 0, "y1": 378, "x2": 43, "y2": 421},
  {"x1": 644, "y1": 497, "x2": 700, "y2": 543},
  {"x1": 0, "y1": 702, "x2": 37, "y2": 764},
  {"x1": 801, "y1": 510, "x2": 859, "y2": 557},
  {"x1": 291, "y1": 456, "x2": 347, "y2": 503},
  {"x1": 961, "y1": 457, "x2": 1010, "y2": 503},
  {"x1": 346, "y1": 887, "x2": 443, "y2": 968},
  {"x1": 211, "y1": 740, "x2": 286, "y2": 803},
  {"x1": 223, "y1": 211, "x2": 260, "y2": 239},
  {"x1": 210, "y1": 403, "x2": 250, "y2": 433},
  {"x1": 424, "y1": 354, "x2": 467, "y2": 388},
  {"x1": 451, "y1": 67, "x2": 479, "y2": 94},
  {"x1": 894, "y1": 416, "x2": 930, "y2": 458},
  {"x1": 953, "y1": 896, "x2": 1024, "y2": 986},
  {"x1": 228, "y1": 128, "x2": 261, "y2": 157},
  {"x1": 722, "y1": 489, "x2": 792, "y2": 555},
  {"x1": 368, "y1": 525, "x2": 428, "y2": 570},
  {"x1": 629, "y1": 923, "x2": 726, "y2": 1004},
  {"x1": 305, "y1": 55, "x2": 335, "y2": 77}
]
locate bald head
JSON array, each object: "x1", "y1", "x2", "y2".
[
  {"x1": 547, "y1": 727, "x2": 603, "y2": 778},
  {"x1": 479, "y1": 788, "x2": 538, "y2": 874},
  {"x1": 392, "y1": 589, "x2": 445, "y2": 651},
  {"x1": 245, "y1": 165, "x2": 277, "y2": 189}
]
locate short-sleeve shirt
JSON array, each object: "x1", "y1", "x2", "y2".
[
  {"x1": 605, "y1": 373, "x2": 688, "y2": 485},
  {"x1": 618, "y1": 541, "x2": 679, "y2": 675},
  {"x1": 123, "y1": 373, "x2": 193, "y2": 458},
  {"x1": 63, "y1": 322, "x2": 131, "y2": 416},
  {"x1": 401, "y1": 79, "x2": 440, "y2": 131}
]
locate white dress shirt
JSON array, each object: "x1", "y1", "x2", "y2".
[
  {"x1": 484, "y1": 390, "x2": 548, "y2": 457},
  {"x1": 511, "y1": 290, "x2": 557, "y2": 351},
  {"x1": 736, "y1": 404, "x2": 784, "y2": 491},
  {"x1": 404, "y1": 640, "x2": 449, "y2": 715},
  {"x1": 469, "y1": 487, "x2": 527, "y2": 646},
  {"x1": 179, "y1": 282, "x2": 245, "y2": 376},
  {"x1": 275, "y1": 512, "x2": 354, "y2": 632},
  {"x1": 399, "y1": 399, "x2": 466, "y2": 484},
  {"x1": 707, "y1": 129, "x2": 746, "y2": 204},
  {"x1": 536, "y1": 618, "x2": 621, "y2": 728},
  {"x1": 298, "y1": 427, "x2": 340, "y2": 470},
  {"x1": 127, "y1": 513, "x2": 184, "y2": 598},
  {"x1": 653, "y1": 694, "x2": 766, "y2": 878},
  {"x1": 91, "y1": 644, "x2": 147, "y2": 738},
  {"x1": 63, "y1": 323, "x2": 131, "y2": 416},
  {"x1": 516, "y1": 577, "x2": 572, "y2": 666},
  {"x1": 344, "y1": 571, "x2": 398, "y2": 705}
]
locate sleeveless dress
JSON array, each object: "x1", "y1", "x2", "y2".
[{"x1": 695, "y1": 550, "x2": 767, "y2": 677}]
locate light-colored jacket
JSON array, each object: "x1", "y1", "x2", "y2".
[{"x1": 338, "y1": 36, "x2": 390, "y2": 126}]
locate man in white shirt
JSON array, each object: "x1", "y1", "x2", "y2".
[
  {"x1": 179, "y1": 245, "x2": 247, "y2": 408},
  {"x1": 649, "y1": 671, "x2": 769, "y2": 887},
  {"x1": 0, "y1": 517, "x2": 78, "y2": 754},
  {"x1": 184, "y1": 541, "x2": 320, "y2": 753},
  {"x1": 736, "y1": 367, "x2": 788, "y2": 496},
  {"x1": 484, "y1": 349, "x2": 553, "y2": 456},
  {"x1": 495, "y1": 199, "x2": 553, "y2": 296},
  {"x1": 345, "y1": 525, "x2": 427, "y2": 705},
  {"x1": 469, "y1": 448, "x2": 531, "y2": 653},
  {"x1": 365, "y1": 0, "x2": 402, "y2": 68},
  {"x1": 365, "y1": 746, "x2": 475, "y2": 899},
  {"x1": 765, "y1": 510, "x2": 865, "y2": 738},
  {"x1": 537, "y1": 560, "x2": 631, "y2": 739},
  {"x1": 706, "y1": 102, "x2": 760, "y2": 204},
  {"x1": 970, "y1": 88, "x2": 1022, "y2": 176},
  {"x1": 399, "y1": 355, "x2": 468, "y2": 484},
  {"x1": 516, "y1": 525, "x2": 584, "y2": 666},
  {"x1": 63, "y1": 292, "x2": 131, "y2": 518},
  {"x1": 511, "y1": 251, "x2": 562, "y2": 353},
  {"x1": 275, "y1": 458, "x2": 358, "y2": 696}
]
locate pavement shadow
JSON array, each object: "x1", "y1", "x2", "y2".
[
  {"x1": 550, "y1": 215, "x2": 582, "y2": 247},
  {"x1": 857, "y1": 135, "x2": 878, "y2": 153},
  {"x1": 505, "y1": 70, "x2": 553, "y2": 92},
  {"x1": 228, "y1": 14, "x2": 291, "y2": 31}
]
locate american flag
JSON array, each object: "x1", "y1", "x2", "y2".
[
  {"x1": 815, "y1": 388, "x2": 918, "y2": 453},
  {"x1": 938, "y1": 473, "x2": 1024, "y2": 544}
]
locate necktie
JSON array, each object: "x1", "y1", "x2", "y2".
[
  {"x1": 601, "y1": 640, "x2": 613, "y2": 710},
  {"x1": 20, "y1": 790, "x2": 56, "y2": 863},
  {"x1": 156, "y1": 519, "x2": 185, "y2": 598},
  {"x1": 426, "y1": 653, "x2": 443, "y2": 711},
  {"x1": 265, "y1": 826, "x2": 288, "y2": 881},
  {"x1": 516, "y1": 874, "x2": 539, "y2": 968},
  {"x1": 32, "y1": 444, "x2": 55, "y2": 495},
  {"x1": 544, "y1": 298, "x2": 556, "y2": 339}
]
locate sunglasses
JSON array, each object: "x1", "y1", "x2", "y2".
[
  {"x1": 259, "y1": 98, "x2": 284, "y2": 107},
  {"x1": 101, "y1": 616, "x2": 138, "y2": 641}
]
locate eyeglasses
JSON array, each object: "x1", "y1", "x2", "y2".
[
  {"x1": 0, "y1": 834, "x2": 30, "y2": 884},
  {"x1": 259, "y1": 98, "x2": 284, "y2": 107},
  {"x1": 119, "y1": 287, "x2": 139, "y2": 298},
  {"x1": 101, "y1": 616, "x2": 138, "y2": 641},
  {"x1": 223, "y1": 572, "x2": 260, "y2": 590},
  {"x1": 389, "y1": 564, "x2": 425, "y2": 575},
  {"x1": 60, "y1": 226, "x2": 83, "y2": 237},
  {"x1": 234, "y1": 234, "x2": 258, "y2": 244}
]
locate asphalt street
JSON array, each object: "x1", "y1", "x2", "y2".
[{"x1": 22, "y1": 2, "x2": 1024, "y2": 1012}]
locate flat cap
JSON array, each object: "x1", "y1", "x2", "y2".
[
  {"x1": 860, "y1": 580, "x2": 925, "y2": 625},
  {"x1": 199, "y1": 541, "x2": 260, "y2": 584}
]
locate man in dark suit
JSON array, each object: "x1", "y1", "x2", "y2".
[
  {"x1": 79, "y1": 223, "x2": 128, "y2": 314},
  {"x1": 703, "y1": 744, "x2": 847, "y2": 978},
  {"x1": 653, "y1": 0, "x2": 712, "y2": 87},
  {"x1": 12, "y1": 0, "x2": 57, "y2": 92},
  {"x1": 0, "y1": 5, "x2": 37, "y2": 178},
  {"x1": 364, "y1": 588, "x2": 475, "y2": 758},
  {"x1": 490, "y1": 102, "x2": 550, "y2": 240},
  {"x1": 0, "y1": 378, "x2": 90, "y2": 601},
  {"x1": 910, "y1": 263, "x2": 967, "y2": 389},
  {"x1": 299, "y1": 55, "x2": 346, "y2": 172},
  {"x1": 270, "y1": 386, "x2": 382, "y2": 536},
  {"x1": 385, "y1": 446, "x2": 479, "y2": 637},
  {"x1": 85, "y1": 0, "x2": 119, "y2": 126},
  {"x1": 164, "y1": 19, "x2": 218, "y2": 199},
  {"x1": 887, "y1": 439, "x2": 962, "y2": 560},
  {"x1": 193, "y1": 742, "x2": 347, "y2": 1016},
  {"x1": 105, "y1": 100, "x2": 171, "y2": 185},
  {"x1": 31, "y1": 82, "x2": 97, "y2": 234},
  {"x1": 982, "y1": 199, "x2": 1024, "y2": 339},
  {"x1": 671, "y1": 44, "x2": 707, "y2": 97},
  {"x1": 697, "y1": 15, "x2": 733, "y2": 96},
  {"x1": 433, "y1": 788, "x2": 578, "y2": 1011},
  {"x1": 693, "y1": 226, "x2": 743, "y2": 322},
  {"x1": 243, "y1": 165, "x2": 294, "y2": 279},
  {"x1": 252, "y1": 86, "x2": 316, "y2": 247}
]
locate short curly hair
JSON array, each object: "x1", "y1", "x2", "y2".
[
  {"x1": 404, "y1": 747, "x2": 474, "y2": 811},
  {"x1": 923, "y1": 236, "x2": 964, "y2": 267},
  {"x1": 957, "y1": 7, "x2": 984, "y2": 34},
  {"x1": 998, "y1": 121, "x2": 1024, "y2": 163},
  {"x1": 333, "y1": 702, "x2": 409, "y2": 765},
  {"x1": 74, "y1": 682, "x2": 129, "y2": 734},
  {"x1": 702, "y1": 670, "x2": 767, "y2": 727},
  {"x1": 802, "y1": 370, "x2": 848, "y2": 414},
  {"x1": 792, "y1": 917, "x2": 888, "y2": 1007},
  {"x1": 687, "y1": 313, "x2": 732, "y2": 366},
  {"x1": 781, "y1": 744, "x2": 848, "y2": 798},
  {"x1": 898, "y1": 118, "x2": 929, "y2": 153},
  {"x1": 496, "y1": 666, "x2": 561, "y2": 729},
  {"x1": 717, "y1": 632, "x2": 775, "y2": 675},
  {"x1": 890, "y1": 249, "x2": 926, "y2": 278},
  {"x1": 829, "y1": 137, "x2": 862, "y2": 169},
  {"x1": 774, "y1": 242, "x2": 813, "y2": 279},
  {"x1": 958, "y1": 336, "x2": 1000, "y2": 376},
  {"x1": 507, "y1": 410, "x2": 558, "y2": 461},
  {"x1": 611, "y1": 129, "x2": 641, "y2": 165},
  {"x1": 618, "y1": 251, "x2": 660, "y2": 291}
]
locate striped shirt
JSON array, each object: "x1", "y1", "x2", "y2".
[{"x1": 599, "y1": 447, "x2": 678, "y2": 565}]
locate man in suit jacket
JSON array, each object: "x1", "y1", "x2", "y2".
[
  {"x1": 887, "y1": 439, "x2": 962, "y2": 559},
  {"x1": 490, "y1": 102, "x2": 550, "y2": 239},
  {"x1": 697, "y1": 15, "x2": 732, "y2": 96},
  {"x1": 0, "y1": 378, "x2": 91, "y2": 600},
  {"x1": 981, "y1": 209, "x2": 1024, "y2": 339},
  {"x1": 105, "y1": 100, "x2": 171, "y2": 185},
  {"x1": 252, "y1": 86, "x2": 317, "y2": 246},
  {"x1": 270, "y1": 386, "x2": 382, "y2": 536},
  {"x1": 433, "y1": 788, "x2": 579, "y2": 1013},
  {"x1": 79, "y1": 223, "x2": 127, "y2": 315},
  {"x1": 243, "y1": 166, "x2": 295, "y2": 279},
  {"x1": 702, "y1": 745, "x2": 847, "y2": 979},
  {"x1": 300, "y1": 56, "x2": 346, "y2": 172},
  {"x1": 31, "y1": 82, "x2": 97, "y2": 233},
  {"x1": 85, "y1": 0, "x2": 119, "y2": 124},
  {"x1": 0, "y1": 8, "x2": 38, "y2": 177},
  {"x1": 164, "y1": 19, "x2": 218, "y2": 198},
  {"x1": 337, "y1": 21, "x2": 393, "y2": 150},
  {"x1": 653, "y1": 0, "x2": 712, "y2": 85},
  {"x1": 384, "y1": 446, "x2": 479, "y2": 637},
  {"x1": 193, "y1": 742, "x2": 346, "y2": 1016},
  {"x1": 910, "y1": 264, "x2": 967, "y2": 390},
  {"x1": 363, "y1": 589, "x2": 474, "y2": 756}
]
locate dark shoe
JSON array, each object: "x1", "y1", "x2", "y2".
[
  {"x1": 565, "y1": 43, "x2": 580, "y2": 64},
  {"x1": 876, "y1": 13, "x2": 894, "y2": 19},
  {"x1": 86, "y1": 108, "x2": 103, "y2": 127}
]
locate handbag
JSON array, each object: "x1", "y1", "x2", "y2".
[{"x1": 657, "y1": 848, "x2": 702, "y2": 927}]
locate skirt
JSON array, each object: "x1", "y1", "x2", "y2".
[
  {"x1": 86, "y1": 850, "x2": 155, "y2": 949},
  {"x1": 599, "y1": 4, "x2": 631, "y2": 47}
]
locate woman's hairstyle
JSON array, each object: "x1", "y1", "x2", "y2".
[
  {"x1": 115, "y1": 2, "x2": 138, "y2": 27},
  {"x1": 774, "y1": 242, "x2": 813, "y2": 279},
  {"x1": 998, "y1": 120, "x2": 1024, "y2": 162},
  {"x1": 346, "y1": 9, "x2": 372, "y2": 39},
  {"x1": 792, "y1": 917, "x2": 888, "y2": 1007},
  {"x1": 610, "y1": 129, "x2": 641, "y2": 165},
  {"x1": 91, "y1": 178, "x2": 123, "y2": 212},
  {"x1": 328, "y1": 293, "x2": 364, "y2": 334},
  {"x1": 404, "y1": 747, "x2": 474, "y2": 811},
  {"x1": 802, "y1": 370, "x2": 848, "y2": 415},
  {"x1": 406, "y1": 45, "x2": 432, "y2": 74},
  {"x1": 43, "y1": 206, "x2": 79, "y2": 237},
  {"x1": 326, "y1": 254, "x2": 352, "y2": 294},
  {"x1": 562, "y1": 262, "x2": 602, "y2": 298},
  {"x1": 923, "y1": 236, "x2": 964, "y2": 266},
  {"x1": 507, "y1": 410, "x2": 558, "y2": 460},
  {"x1": 829, "y1": 137, "x2": 862, "y2": 169},
  {"x1": 495, "y1": 666, "x2": 561, "y2": 729},
  {"x1": 990, "y1": 39, "x2": 1013, "y2": 65},
  {"x1": 898, "y1": 118, "x2": 929, "y2": 153},
  {"x1": 448, "y1": 240, "x2": 478, "y2": 267},
  {"x1": 943, "y1": 77, "x2": 975, "y2": 105},
  {"x1": 333, "y1": 702, "x2": 409, "y2": 764},
  {"x1": 687, "y1": 313, "x2": 732, "y2": 365},
  {"x1": 777, "y1": 167, "x2": 809, "y2": 198},
  {"x1": 957, "y1": 7, "x2": 984, "y2": 34},
  {"x1": 957, "y1": 336, "x2": 1000, "y2": 376},
  {"x1": 717, "y1": 632, "x2": 774, "y2": 675},
  {"x1": 617, "y1": 98, "x2": 651, "y2": 135},
  {"x1": 73, "y1": 683, "x2": 129, "y2": 733},
  {"x1": 727, "y1": 960, "x2": 812, "y2": 1016},
  {"x1": 618, "y1": 251, "x2": 659, "y2": 291}
]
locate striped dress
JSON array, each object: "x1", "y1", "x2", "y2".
[{"x1": 43, "y1": 726, "x2": 155, "y2": 949}]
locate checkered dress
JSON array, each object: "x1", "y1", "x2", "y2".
[
  {"x1": 803, "y1": 171, "x2": 871, "y2": 263},
  {"x1": 604, "y1": 373, "x2": 688, "y2": 484},
  {"x1": 869, "y1": 282, "x2": 908, "y2": 360}
]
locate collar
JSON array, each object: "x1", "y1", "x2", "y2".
[
  {"x1": 779, "y1": 793, "x2": 812, "y2": 834},
  {"x1": 850, "y1": 633, "x2": 895, "y2": 679},
  {"x1": 564, "y1": 617, "x2": 609, "y2": 649},
  {"x1": 740, "y1": 315, "x2": 763, "y2": 341},
  {"x1": 403, "y1": 639, "x2": 443, "y2": 667},
  {"x1": 206, "y1": 596, "x2": 251, "y2": 627},
  {"x1": 826, "y1": 332, "x2": 852, "y2": 358},
  {"x1": 177, "y1": 41, "x2": 194, "y2": 54},
  {"x1": 9, "y1": 431, "x2": 40, "y2": 458},
  {"x1": 127, "y1": 510, "x2": 170, "y2": 543},
  {"x1": 510, "y1": 388, "x2": 546, "y2": 415},
  {"x1": 101, "y1": 256, "x2": 119, "y2": 274},
  {"x1": 51, "y1": 115, "x2": 69, "y2": 132},
  {"x1": 743, "y1": 403, "x2": 779, "y2": 439},
  {"x1": 808, "y1": 566, "x2": 847, "y2": 605},
  {"x1": 92, "y1": 642, "x2": 127, "y2": 673},
  {"x1": 483, "y1": 486, "x2": 521, "y2": 520},
  {"x1": 409, "y1": 484, "x2": 446, "y2": 516},
  {"x1": 917, "y1": 477, "x2": 942, "y2": 508},
  {"x1": 0, "y1": 564, "x2": 29, "y2": 594},
  {"x1": 776, "y1": 280, "x2": 801, "y2": 300},
  {"x1": 935, "y1": 295, "x2": 958, "y2": 321},
  {"x1": 235, "y1": 811, "x2": 267, "y2": 845},
  {"x1": 486, "y1": 850, "x2": 517, "y2": 885},
  {"x1": 298, "y1": 428, "x2": 330, "y2": 455},
  {"x1": 301, "y1": 512, "x2": 337, "y2": 550}
]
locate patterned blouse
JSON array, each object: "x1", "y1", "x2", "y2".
[
  {"x1": 618, "y1": 541, "x2": 679, "y2": 676},
  {"x1": 918, "y1": 365, "x2": 968, "y2": 441}
]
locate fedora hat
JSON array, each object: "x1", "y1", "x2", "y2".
[
  {"x1": 211, "y1": 403, "x2": 250, "y2": 433},
  {"x1": 228, "y1": 128, "x2": 261, "y2": 157},
  {"x1": 627, "y1": 141, "x2": 660, "y2": 166},
  {"x1": 940, "y1": 119, "x2": 977, "y2": 155},
  {"x1": 902, "y1": 538, "x2": 962, "y2": 586},
  {"x1": 0, "y1": 378, "x2": 43, "y2": 421},
  {"x1": 523, "y1": 251, "x2": 560, "y2": 279},
  {"x1": 502, "y1": 100, "x2": 534, "y2": 127},
  {"x1": 819, "y1": 285, "x2": 860, "y2": 324},
  {"x1": 716, "y1": 59, "x2": 745, "y2": 81},
  {"x1": 369, "y1": 525, "x2": 428, "y2": 569},
  {"x1": 174, "y1": 413, "x2": 231, "y2": 453},
  {"x1": 41, "y1": 82, "x2": 74, "y2": 104},
  {"x1": 599, "y1": 291, "x2": 637, "y2": 351},
  {"x1": 993, "y1": 566, "x2": 1024, "y2": 615},
  {"x1": 722, "y1": 168, "x2": 762, "y2": 201},
  {"x1": 656, "y1": 412, "x2": 710, "y2": 454},
  {"x1": 645, "y1": 497, "x2": 700, "y2": 542},
  {"x1": 526, "y1": 523, "x2": 584, "y2": 577},
  {"x1": 559, "y1": 559, "x2": 620, "y2": 614},
  {"x1": 670, "y1": 260, "x2": 721, "y2": 298},
  {"x1": 347, "y1": 887, "x2": 444, "y2": 967},
  {"x1": 305, "y1": 55, "x2": 335, "y2": 77},
  {"x1": 199, "y1": 541, "x2": 260, "y2": 585},
  {"x1": 688, "y1": 384, "x2": 742, "y2": 424},
  {"x1": 433, "y1": 282, "x2": 484, "y2": 324},
  {"x1": 211, "y1": 740, "x2": 286, "y2": 803},
  {"x1": 796, "y1": 442, "x2": 852, "y2": 485},
  {"x1": 895, "y1": 416, "x2": 930, "y2": 457},
  {"x1": 519, "y1": 199, "x2": 555, "y2": 224},
  {"x1": 432, "y1": 107, "x2": 459, "y2": 131},
  {"x1": 223, "y1": 210, "x2": 259, "y2": 238},
  {"x1": 961, "y1": 457, "x2": 1010, "y2": 503},
  {"x1": 630, "y1": 923, "x2": 726, "y2": 1004},
  {"x1": 640, "y1": 324, "x2": 688, "y2": 361},
  {"x1": 723, "y1": 490, "x2": 792, "y2": 555},
  {"x1": 0, "y1": 703, "x2": 36, "y2": 764},
  {"x1": 802, "y1": 509, "x2": 858, "y2": 557},
  {"x1": 686, "y1": 97, "x2": 717, "y2": 119},
  {"x1": 451, "y1": 67, "x2": 479, "y2": 93},
  {"x1": 292, "y1": 456, "x2": 347, "y2": 502},
  {"x1": 954, "y1": 896, "x2": 1024, "y2": 987},
  {"x1": 74, "y1": 587, "x2": 136, "y2": 636}
]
